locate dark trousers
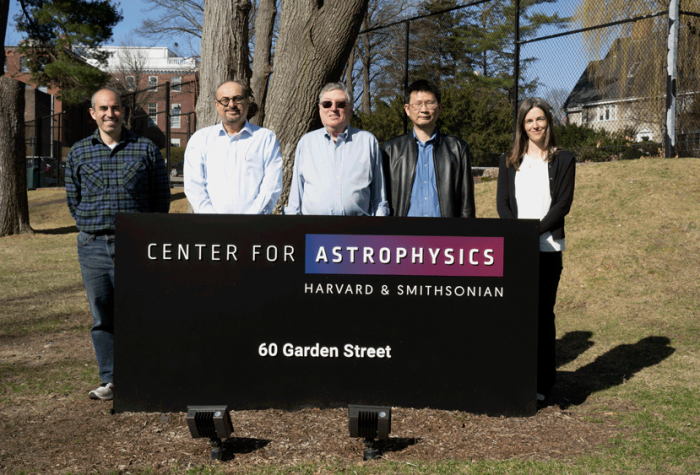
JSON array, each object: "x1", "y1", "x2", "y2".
[{"x1": 538, "y1": 251, "x2": 562, "y2": 397}]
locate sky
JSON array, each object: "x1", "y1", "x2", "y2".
[
  {"x1": 4, "y1": 0, "x2": 590, "y2": 101},
  {"x1": 4, "y1": 0, "x2": 194, "y2": 51}
]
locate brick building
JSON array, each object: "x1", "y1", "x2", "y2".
[{"x1": 87, "y1": 46, "x2": 199, "y2": 149}]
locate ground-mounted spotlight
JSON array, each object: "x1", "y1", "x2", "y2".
[
  {"x1": 186, "y1": 405, "x2": 234, "y2": 461},
  {"x1": 348, "y1": 404, "x2": 392, "y2": 460}
]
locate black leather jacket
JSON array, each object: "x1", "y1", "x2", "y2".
[{"x1": 381, "y1": 131, "x2": 476, "y2": 217}]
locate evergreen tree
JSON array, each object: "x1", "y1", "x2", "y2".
[
  {"x1": 15, "y1": 0, "x2": 123, "y2": 105},
  {"x1": 396, "y1": 0, "x2": 568, "y2": 156}
]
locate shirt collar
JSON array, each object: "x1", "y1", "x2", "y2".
[
  {"x1": 412, "y1": 128, "x2": 438, "y2": 146},
  {"x1": 91, "y1": 127, "x2": 136, "y2": 147},
  {"x1": 218, "y1": 119, "x2": 252, "y2": 139},
  {"x1": 324, "y1": 125, "x2": 352, "y2": 143}
]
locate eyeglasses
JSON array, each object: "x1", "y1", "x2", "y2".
[
  {"x1": 320, "y1": 101, "x2": 347, "y2": 109},
  {"x1": 216, "y1": 96, "x2": 247, "y2": 107},
  {"x1": 408, "y1": 101, "x2": 439, "y2": 111}
]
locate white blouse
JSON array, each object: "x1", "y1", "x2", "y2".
[{"x1": 514, "y1": 154, "x2": 565, "y2": 252}]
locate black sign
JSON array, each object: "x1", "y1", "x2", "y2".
[{"x1": 114, "y1": 214, "x2": 540, "y2": 415}]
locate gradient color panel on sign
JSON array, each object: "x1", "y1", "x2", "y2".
[{"x1": 305, "y1": 235, "x2": 503, "y2": 276}]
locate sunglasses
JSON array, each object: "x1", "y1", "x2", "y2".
[{"x1": 320, "y1": 101, "x2": 347, "y2": 109}]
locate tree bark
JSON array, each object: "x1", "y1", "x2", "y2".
[
  {"x1": 1, "y1": 0, "x2": 9, "y2": 72},
  {"x1": 361, "y1": 14, "x2": 371, "y2": 114},
  {"x1": 345, "y1": 41, "x2": 355, "y2": 101},
  {"x1": 0, "y1": 76, "x2": 32, "y2": 237},
  {"x1": 249, "y1": 0, "x2": 276, "y2": 126},
  {"x1": 195, "y1": 0, "x2": 252, "y2": 129},
  {"x1": 264, "y1": 0, "x2": 370, "y2": 211}
]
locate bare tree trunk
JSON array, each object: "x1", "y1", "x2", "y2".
[
  {"x1": 0, "y1": 76, "x2": 32, "y2": 237},
  {"x1": 196, "y1": 0, "x2": 252, "y2": 129},
  {"x1": 345, "y1": 43, "x2": 355, "y2": 102},
  {"x1": 249, "y1": 0, "x2": 276, "y2": 126},
  {"x1": 361, "y1": 15, "x2": 371, "y2": 114},
  {"x1": 1, "y1": 0, "x2": 9, "y2": 70},
  {"x1": 264, "y1": 0, "x2": 370, "y2": 212}
]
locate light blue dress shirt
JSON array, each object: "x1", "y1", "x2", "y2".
[
  {"x1": 184, "y1": 120, "x2": 283, "y2": 214},
  {"x1": 407, "y1": 131, "x2": 441, "y2": 217},
  {"x1": 284, "y1": 126, "x2": 389, "y2": 216}
]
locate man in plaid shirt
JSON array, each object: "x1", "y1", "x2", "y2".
[{"x1": 65, "y1": 88, "x2": 170, "y2": 401}]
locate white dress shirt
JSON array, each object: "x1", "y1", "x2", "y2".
[
  {"x1": 184, "y1": 120, "x2": 283, "y2": 214},
  {"x1": 284, "y1": 126, "x2": 389, "y2": 216},
  {"x1": 515, "y1": 154, "x2": 564, "y2": 251}
]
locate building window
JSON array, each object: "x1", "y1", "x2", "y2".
[
  {"x1": 172, "y1": 76, "x2": 182, "y2": 91},
  {"x1": 597, "y1": 105, "x2": 617, "y2": 122},
  {"x1": 627, "y1": 62, "x2": 641, "y2": 78},
  {"x1": 171, "y1": 138, "x2": 181, "y2": 147},
  {"x1": 171, "y1": 104, "x2": 181, "y2": 128},
  {"x1": 148, "y1": 76, "x2": 158, "y2": 91},
  {"x1": 20, "y1": 57, "x2": 30, "y2": 73},
  {"x1": 126, "y1": 76, "x2": 135, "y2": 91},
  {"x1": 148, "y1": 103, "x2": 158, "y2": 127}
]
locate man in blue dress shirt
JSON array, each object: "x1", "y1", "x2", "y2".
[
  {"x1": 65, "y1": 88, "x2": 171, "y2": 400},
  {"x1": 381, "y1": 80, "x2": 475, "y2": 217},
  {"x1": 285, "y1": 82, "x2": 389, "y2": 216},
  {"x1": 184, "y1": 80, "x2": 283, "y2": 214}
]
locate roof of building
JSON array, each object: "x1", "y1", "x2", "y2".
[
  {"x1": 564, "y1": 33, "x2": 664, "y2": 110},
  {"x1": 84, "y1": 46, "x2": 198, "y2": 74}
]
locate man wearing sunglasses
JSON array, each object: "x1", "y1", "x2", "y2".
[
  {"x1": 285, "y1": 82, "x2": 389, "y2": 216},
  {"x1": 381, "y1": 79, "x2": 475, "y2": 218},
  {"x1": 184, "y1": 80, "x2": 283, "y2": 214}
]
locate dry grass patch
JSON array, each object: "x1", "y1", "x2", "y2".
[{"x1": 1, "y1": 160, "x2": 699, "y2": 474}]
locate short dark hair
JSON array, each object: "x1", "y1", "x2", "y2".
[{"x1": 405, "y1": 80, "x2": 441, "y2": 104}]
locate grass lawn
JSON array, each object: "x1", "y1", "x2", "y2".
[{"x1": 1, "y1": 158, "x2": 699, "y2": 474}]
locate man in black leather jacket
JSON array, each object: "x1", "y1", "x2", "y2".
[{"x1": 381, "y1": 80, "x2": 476, "y2": 217}]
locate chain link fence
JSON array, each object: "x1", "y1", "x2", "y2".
[
  {"x1": 23, "y1": 78, "x2": 198, "y2": 187},
  {"x1": 520, "y1": 0, "x2": 700, "y2": 161},
  {"x1": 22, "y1": 0, "x2": 700, "y2": 189}
]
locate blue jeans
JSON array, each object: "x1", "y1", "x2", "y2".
[{"x1": 77, "y1": 231, "x2": 116, "y2": 384}]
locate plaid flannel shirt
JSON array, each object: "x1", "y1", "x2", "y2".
[{"x1": 66, "y1": 128, "x2": 170, "y2": 233}]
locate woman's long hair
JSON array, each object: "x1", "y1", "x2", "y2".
[{"x1": 507, "y1": 98, "x2": 558, "y2": 170}]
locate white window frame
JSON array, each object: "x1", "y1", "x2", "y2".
[
  {"x1": 597, "y1": 105, "x2": 617, "y2": 122},
  {"x1": 171, "y1": 103, "x2": 181, "y2": 128},
  {"x1": 20, "y1": 57, "x2": 30, "y2": 73},
  {"x1": 171, "y1": 138, "x2": 181, "y2": 147},
  {"x1": 126, "y1": 75, "x2": 135, "y2": 91},
  {"x1": 148, "y1": 103, "x2": 158, "y2": 127},
  {"x1": 148, "y1": 76, "x2": 158, "y2": 91},
  {"x1": 172, "y1": 76, "x2": 182, "y2": 91}
]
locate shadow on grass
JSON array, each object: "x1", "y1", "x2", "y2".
[
  {"x1": 34, "y1": 225, "x2": 78, "y2": 235},
  {"x1": 552, "y1": 335, "x2": 675, "y2": 408},
  {"x1": 171, "y1": 191, "x2": 186, "y2": 201},
  {"x1": 556, "y1": 330, "x2": 595, "y2": 368}
]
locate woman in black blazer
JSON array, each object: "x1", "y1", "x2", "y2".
[{"x1": 497, "y1": 98, "x2": 575, "y2": 405}]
